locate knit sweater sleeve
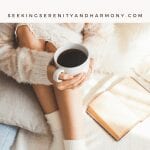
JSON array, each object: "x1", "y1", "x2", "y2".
[{"x1": 0, "y1": 43, "x2": 53, "y2": 85}]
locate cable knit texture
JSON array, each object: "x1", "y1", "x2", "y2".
[{"x1": 0, "y1": 45, "x2": 53, "y2": 85}]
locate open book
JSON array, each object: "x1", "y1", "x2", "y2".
[{"x1": 87, "y1": 78, "x2": 150, "y2": 140}]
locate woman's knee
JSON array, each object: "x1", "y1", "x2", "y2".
[{"x1": 17, "y1": 25, "x2": 45, "y2": 51}]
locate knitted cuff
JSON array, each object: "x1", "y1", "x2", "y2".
[
  {"x1": 45, "y1": 111, "x2": 62, "y2": 131},
  {"x1": 29, "y1": 50, "x2": 54, "y2": 85}
]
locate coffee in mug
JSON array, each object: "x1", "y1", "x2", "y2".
[
  {"x1": 57, "y1": 49, "x2": 87, "y2": 67},
  {"x1": 53, "y1": 43, "x2": 89, "y2": 82}
]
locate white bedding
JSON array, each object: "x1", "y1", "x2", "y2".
[
  {"x1": 84, "y1": 114, "x2": 150, "y2": 150},
  {"x1": 12, "y1": 116, "x2": 150, "y2": 150},
  {"x1": 11, "y1": 74, "x2": 150, "y2": 150}
]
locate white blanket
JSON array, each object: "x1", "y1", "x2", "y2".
[
  {"x1": 11, "y1": 74, "x2": 150, "y2": 150},
  {"x1": 12, "y1": 110, "x2": 150, "y2": 150}
]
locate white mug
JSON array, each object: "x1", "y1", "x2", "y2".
[{"x1": 53, "y1": 43, "x2": 89, "y2": 82}]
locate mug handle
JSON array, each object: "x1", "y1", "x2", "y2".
[{"x1": 53, "y1": 68, "x2": 65, "y2": 82}]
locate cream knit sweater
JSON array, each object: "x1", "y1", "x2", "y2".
[
  {"x1": 0, "y1": 23, "x2": 105, "y2": 85},
  {"x1": 0, "y1": 23, "x2": 149, "y2": 85}
]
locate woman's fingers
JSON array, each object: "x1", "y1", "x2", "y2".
[
  {"x1": 75, "y1": 74, "x2": 87, "y2": 88},
  {"x1": 54, "y1": 58, "x2": 94, "y2": 90},
  {"x1": 45, "y1": 41, "x2": 57, "y2": 52},
  {"x1": 69, "y1": 73, "x2": 86, "y2": 89},
  {"x1": 56, "y1": 73, "x2": 85, "y2": 90},
  {"x1": 59, "y1": 73, "x2": 74, "y2": 81},
  {"x1": 65, "y1": 73, "x2": 84, "y2": 85}
]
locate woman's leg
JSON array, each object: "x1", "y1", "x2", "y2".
[
  {"x1": 33, "y1": 85, "x2": 65, "y2": 150},
  {"x1": 54, "y1": 88, "x2": 86, "y2": 150},
  {"x1": 54, "y1": 88, "x2": 84, "y2": 139},
  {"x1": 17, "y1": 25, "x2": 65, "y2": 149},
  {"x1": 17, "y1": 25, "x2": 59, "y2": 114},
  {"x1": 32, "y1": 85, "x2": 58, "y2": 114}
]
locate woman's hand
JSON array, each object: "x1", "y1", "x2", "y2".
[
  {"x1": 45, "y1": 41, "x2": 57, "y2": 52},
  {"x1": 47, "y1": 58, "x2": 94, "y2": 90}
]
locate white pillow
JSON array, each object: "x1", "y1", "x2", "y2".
[{"x1": 0, "y1": 72, "x2": 49, "y2": 135}]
